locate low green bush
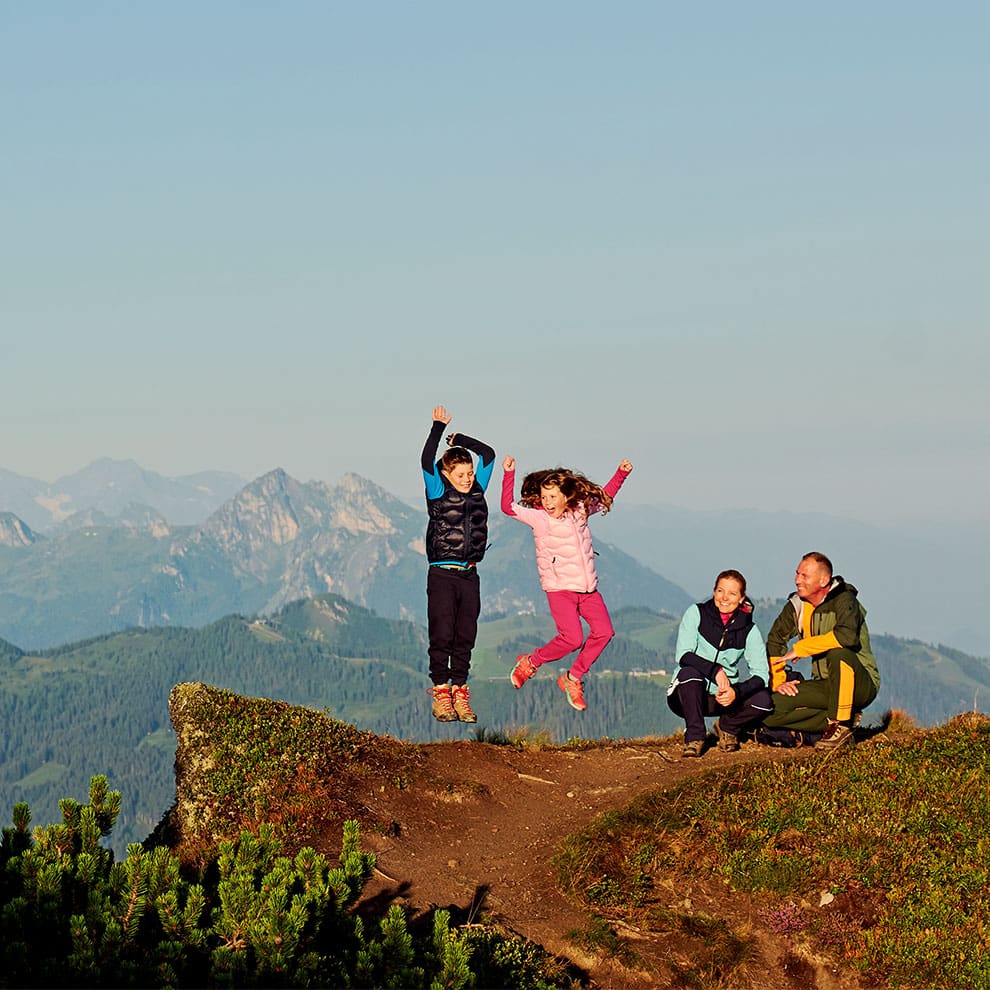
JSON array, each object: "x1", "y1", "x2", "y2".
[{"x1": 0, "y1": 776, "x2": 569, "y2": 989}]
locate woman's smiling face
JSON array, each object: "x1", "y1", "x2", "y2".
[{"x1": 713, "y1": 577, "x2": 744, "y2": 614}]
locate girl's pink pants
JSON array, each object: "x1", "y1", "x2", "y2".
[{"x1": 532, "y1": 589, "x2": 614, "y2": 680}]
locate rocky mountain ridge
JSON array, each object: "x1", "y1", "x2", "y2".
[
  {"x1": 6, "y1": 457, "x2": 990, "y2": 654},
  {"x1": 0, "y1": 467, "x2": 690, "y2": 649}
]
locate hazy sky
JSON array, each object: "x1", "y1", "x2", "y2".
[{"x1": 4, "y1": 2, "x2": 988, "y2": 525}]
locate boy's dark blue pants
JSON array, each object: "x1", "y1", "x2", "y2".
[{"x1": 427, "y1": 566, "x2": 480, "y2": 686}]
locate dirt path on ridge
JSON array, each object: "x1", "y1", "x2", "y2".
[{"x1": 335, "y1": 735, "x2": 877, "y2": 990}]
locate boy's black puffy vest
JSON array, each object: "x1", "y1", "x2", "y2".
[
  {"x1": 695, "y1": 598, "x2": 754, "y2": 652},
  {"x1": 426, "y1": 480, "x2": 489, "y2": 563}
]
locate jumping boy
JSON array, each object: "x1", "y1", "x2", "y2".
[{"x1": 422, "y1": 405, "x2": 495, "y2": 722}]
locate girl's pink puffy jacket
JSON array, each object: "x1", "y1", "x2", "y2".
[{"x1": 501, "y1": 466, "x2": 629, "y2": 593}]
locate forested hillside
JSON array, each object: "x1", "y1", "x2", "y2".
[{"x1": 2, "y1": 593, "x2": 989, "y2": 854}]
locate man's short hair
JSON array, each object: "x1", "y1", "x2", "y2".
[{"x1": 801, "y1": 551, "x2": 833, "y2": 579}]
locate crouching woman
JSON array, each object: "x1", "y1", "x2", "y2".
[{"x1": 667, "y1": 569, "x2": 772, "y2": 757}]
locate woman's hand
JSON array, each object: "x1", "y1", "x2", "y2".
[
  {"x1": 432, "y1": 405, "x2": 452, "y2": 425},
  {"x1": 715, "y1": 668, "x2": 736, "y2": 706},
  {"x1": 619, "y1": 459, "x2": 633, "y2": 472},
  {"x1": 502, "y1": 455, "x2": 515, "y2": 472}
]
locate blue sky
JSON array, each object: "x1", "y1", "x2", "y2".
[{"x1": 3, "y1": 2, "x2": 988, "y2": 525}]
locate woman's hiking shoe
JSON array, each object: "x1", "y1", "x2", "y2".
[
  {"x1": 431, "y1": 685, "x2": 457, "y2": 722},
  {"x1": 682, "y1": 739, "x2": 704, "y2": 758},
  {"x1": 451, "y1": 684, "x2": 477, "y2": 723},
  {"x1": 714, "y1": 719, "x2": 739, "y2": 752},
  {"x1": 557, "y1": 673, "x2": 587, "y2": 711},
  {"x1": 815, "y1": 719, "x2": 855, "y2": 751},
  {"x1": 511, "y1": 654, "x2": 537, "y2": 689}
]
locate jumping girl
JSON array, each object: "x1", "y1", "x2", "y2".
[{"x1": 501, "y1": 456, "x2": 632, "y2": 711}]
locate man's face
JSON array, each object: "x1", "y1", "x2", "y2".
[
  {"x1": 794, "y1": 559, "x2": 830, "y2": 602},
  {"x1": 443, "y1": 463, "x2": 475, "y2": 493}
]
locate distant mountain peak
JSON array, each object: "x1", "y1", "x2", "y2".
[
  {"x1": 198, "y1": 470, "x2": 305, "y2": 551},
  {"x1": 0, "y1": 512, "x2": 40, "y2": 547}
]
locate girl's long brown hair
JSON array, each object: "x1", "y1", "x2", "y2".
[{"x1": 519, "y1": 467, "x2": 613, "y2": 513}]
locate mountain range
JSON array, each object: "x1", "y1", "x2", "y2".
[
  {"x1": 0, "y1": 459, "x2": 244, "y2": 532},
  {"x1": 1, "y1": 458, "x2": 988, "y2": 657},
  {"x1": 0, "y1": 462, "x2": 690, "y2": 650}
]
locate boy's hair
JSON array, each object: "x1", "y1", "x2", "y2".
[
  {"x1": 440, "y1": 446, "x2": 473, "y2": 473},
  {"x1": 519, "y1": 467, "x2": 613, "y2": 514},
  {"x1": 714, "y1": 569, "x2": 747, "y2": 596}
]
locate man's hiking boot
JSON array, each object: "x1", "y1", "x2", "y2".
[
  {"x1": 714, "y1": 719, "x2": 739, "y2": 752},
  {"x1": 511, "y1": 654, "x2": 537, "y2": 689},
  {"x1": 815, "y1": 719, "x2": 856, "y2": 751},
  {"x1": 755, "y1": 726, "x2": 816, "y2": 748},
  {"x1": 682, "y1": 739, "x2": 704, "y2": 758},
  {"x1": 557, "y1": 672, "x2": 587, "y2": 711},
  {"x1": 431, "y1": 684, "x2": 457, "y2": 722},
  {"x1": 451, "y1": 684, "x2": 477, "y2": 723}
]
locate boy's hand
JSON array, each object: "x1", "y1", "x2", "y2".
[
  {"x1": 502, "y1": 456, "x2": 515, "y2": 472},
  {"x1": 433, "y1": 405, "x2": 452, "y2": 425},
  {"x1": 619, "y1": 459, "x2": 633, "y2": 472}
]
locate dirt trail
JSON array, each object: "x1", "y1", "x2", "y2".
[{"x1": 341, "y1": 736, "x2": 864, "y2": 989}]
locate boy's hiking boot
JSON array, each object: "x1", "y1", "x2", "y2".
[
  {"x1": 557, "y1": 672, "x2": 587, "y2": 711},
  {"x1": 431, "y1": 684, "x2": 457, "y2": 722},
  {"x1": 451, "y1": 684, "x2": 477, "y2": 723},
  {"x1": 815, "y1": 719, "x2": 855, "y2": 751},
  {"x1": 714, "y1": 719, "x2": 739, "y2": 752},
  {"x1": 682, "y1": 739, "x2": 704, "y2": 758},
  {"x1": 511, "y1": 654, "x2": 537, "y2": 689}
]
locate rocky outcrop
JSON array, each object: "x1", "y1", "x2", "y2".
[{"x1": 160, "y1": 682, "x2": 420, "y2": 863}]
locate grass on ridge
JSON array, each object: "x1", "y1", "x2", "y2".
[{"x1": 553, "y1": 713, "x2": 990, "y2": 990}]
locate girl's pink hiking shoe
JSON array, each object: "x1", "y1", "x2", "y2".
[
  {"x1": 510, "y1": 654, "x2": 537, "y2": 689},
  {"x1": 557, "y1": 673, "x2": 587, "y2": 711}
]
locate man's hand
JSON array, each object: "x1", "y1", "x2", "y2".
[
  {"x1": 433, "y1": 405, "x2": 452, "y2": 425},
  {"x1": 775, "y1": 680, "x2": 801, "y2": 697}
]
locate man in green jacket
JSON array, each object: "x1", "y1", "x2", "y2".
[{"x1": 763, "y1": 551, "x2": 880, "y2": 751}]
